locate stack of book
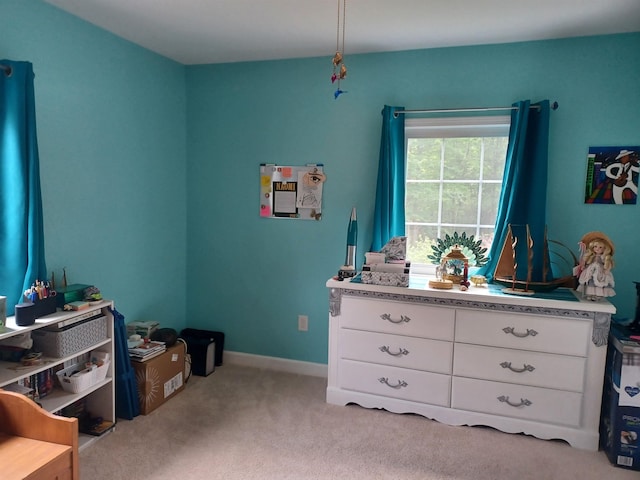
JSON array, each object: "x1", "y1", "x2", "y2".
[{"x1": 128, "y1": 341, "x2": 166, "y2": 362}]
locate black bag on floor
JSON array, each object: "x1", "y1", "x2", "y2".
[{"x1": 180, "y1": 329, "x2": 225, "y2": 376}]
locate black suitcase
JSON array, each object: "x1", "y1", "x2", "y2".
[{"x1": 180, "y1": 329, "x2": 225, "y2": 376}]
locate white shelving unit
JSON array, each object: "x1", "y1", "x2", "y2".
[{"x1": 0, "y1": 301, "x2": 116, "y2": 450}]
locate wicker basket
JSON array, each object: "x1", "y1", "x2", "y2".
[{"x1": 32, "y1": 315, "x2": 107, "y2": 358}]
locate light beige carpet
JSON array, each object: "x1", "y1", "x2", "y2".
[{"x1": 80, "y1": 364, "x2": 635, "y2": 479}]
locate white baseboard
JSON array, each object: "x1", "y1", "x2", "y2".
[{"x1": 224, "y1": 351, "x2": 328, "y2": 378}]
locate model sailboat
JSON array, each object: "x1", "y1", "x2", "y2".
[{"x1": 493, "y1": 224, "x2": 576, "y2": 294}]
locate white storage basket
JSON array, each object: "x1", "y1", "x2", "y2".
[
  {"x1": 56, "y1": 361, "x2": 110, "y2": 394},
  {"x1": 93, "y1": 361, "x2": 110, "y2": 383}
]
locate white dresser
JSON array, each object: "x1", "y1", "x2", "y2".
[{"x1": 326, "y1": 277, "x2": 615, "y2": 450}]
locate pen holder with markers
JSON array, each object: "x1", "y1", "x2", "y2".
[
  {"x1": 14, "y1": 296, "x2": 57, "y2": 326},
  {"x1": 34, "y1": 295, "x2": 57, "y2": 317}
]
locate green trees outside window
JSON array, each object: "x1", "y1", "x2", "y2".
[{"x1": 405, "y1": 131, "x2": 508, "y2": 265}]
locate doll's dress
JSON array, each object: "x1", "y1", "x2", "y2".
[{"x1": 577, "y1": 255, "x2": 615, "y2": 298}]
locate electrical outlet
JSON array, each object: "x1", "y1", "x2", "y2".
[{"x1": 298, "y1": 314, "x2": 308, "y2": 331}]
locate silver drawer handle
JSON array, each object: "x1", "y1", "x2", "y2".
[
  {"x1": 378, "y1": 377, "x2": 408, "y2": 389},
  {"x1": 380, "y1": 313, "x2": 411, "y2": 324},
  {"x1": 497, "y1": 395, "x2": 532, "y2": 408},
  {"x1": 500, "y1": 361, "x2": 535, "y2": 373},
  {"x1": 379, "y1": 346, "x2": 409, "y2": 357},
  {"x1": 502, "y1": 326, "x2": 538, "y2": 338}
]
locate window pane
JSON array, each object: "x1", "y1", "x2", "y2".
[
  {"x1": 479, "y1": 183, "x2": 502, "y2": 224},
  {"x1": 404, "y1": 116, "x2": 510, "y2": 267},
  {"x1": 406, "y1": 138, "x2": 441, "y2": 180},
  {"x1": 441, "y1": 183, "x2": 479, "y2": 225},
  {"x1": 440, "y1": 226, "x2": 478, "y2": 240},
  {"x1": 443, "y1": 138, "x2": 481, "y2": 181},
  {"x1": 406, "y1": 182, "x2": 439, "y2": 223},
  {"x1": 482, "y1": 137, "x2": 508, "y2": 180},
  {"x1": 406, "y1": 224, "x2": 438, "y2": 264},
  {"x1": 478, "y1": 227, "x2": 496, "y2": 250}
]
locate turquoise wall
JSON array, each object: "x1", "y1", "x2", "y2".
[
  {"x1": 2, "y1": 0, "x2": 188, "y2": 325},
  {"x1": 186, "y1": 34, "x2": 640, "y2": 364},
  {"x1": 4, "y1": 1, "x2": 639, "y2": 365}
]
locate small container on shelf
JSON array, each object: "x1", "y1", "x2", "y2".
[
  {"x1": 56, "y1": 360, "x2": 110, "y2": 394},
  {"x1": 93, "y1": 360, "x2": 110, "y2": 383},
  {"x1": 56, "y1": 363, "x2": 95, "y2": 393}
]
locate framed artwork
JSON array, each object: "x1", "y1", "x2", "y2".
[{"x1": 584, "y1": 146, "x2": 639, "y2": 205}]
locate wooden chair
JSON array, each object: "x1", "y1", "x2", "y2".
[{"x1": 0, "y1": 389, "x2": 78, "y2": 480}]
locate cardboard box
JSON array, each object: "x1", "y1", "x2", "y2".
[
  {"x1": 131, "y1": 342, "x2": 185, "y2": 415},
  {"x1": 601, "y1": 327, "x2": 640, "y2": 471},
  {"x1": 127, "y1": 320, "x2": 160, "y2": 339}
]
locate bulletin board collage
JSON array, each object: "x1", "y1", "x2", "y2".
[{"x1": 259, "y1": 164, "x2": 326, "y2": 220}]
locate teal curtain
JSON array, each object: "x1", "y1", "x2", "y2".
[
  {"x1": 477, "y1": 100, "x2": 551, "y2": 282},
  {"x1": 371, "y1": 105, "x2": 405, "y2": 251},
  {"x1": 0, "y1": 60, "x2": 47, "y2": 311}
]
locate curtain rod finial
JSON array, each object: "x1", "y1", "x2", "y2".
[{"x1": 551, "y1": 101, "x2": 559, "y2": 110}]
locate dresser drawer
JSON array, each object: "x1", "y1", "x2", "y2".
[
  {"x1": 25, "y1": 450, "x2": 72, "y2": 480},
  {"x1": 339, "y1": 359, "x2": 451, "y2": 406},
  {"x1": 451, "y1": 377, "x2": 582, "y2": 427},
  {"x1": 341, "y1": 297, "x2": 455, "y2": 341},
  {"x1": 453, "y1": 343, "x2": 586, "y2": 392},
  {"x1": 27, "y1": 466, "x2": 72, "y2": 480},
  {"x1": 340, "y1": 329, "x2": 453, "y2": 374},
  {"x1": 455, "y1": 309, "x2": 591, "y2": 356}
]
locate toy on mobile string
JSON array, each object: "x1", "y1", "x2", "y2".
[{"x1": 331, "y1": 0, "x2": 348, "y2": 99}]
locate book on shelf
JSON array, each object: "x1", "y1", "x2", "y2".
[
  {"x1": 128, "y1": 341, "x2": 166, "y2": 361},
  {"x1": 66, "y1": 300, "x2": 90, "y2": 311},
  {"x1": 2, "y1": 383, "x2": 35, "y2": 397},
  {"x1": 129, "y1": 348, "x2": 167, "y2": 362}
]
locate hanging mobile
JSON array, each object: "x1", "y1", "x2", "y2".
[{"x1": 331, "y1": 0, "x2": 347, "y2": 99}]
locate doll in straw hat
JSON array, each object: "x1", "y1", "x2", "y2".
[{"x1": 575, "y1": 231, "x2": 615, "y2": 300}]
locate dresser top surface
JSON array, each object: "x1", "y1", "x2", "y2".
[
  {"x1": 0, "y1": 432, "x2": 72, "y2": 478},
  {"x1": 327, "y1": 276, "x2": 616, "y2": 314}
]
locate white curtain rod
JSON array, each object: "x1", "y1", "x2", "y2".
[
  {"x1": 1, "y1": 64, "x2": 12, "y2": 76},
  {"x1": 393, "y1": 101, "x2": 559, "y2": 117}
]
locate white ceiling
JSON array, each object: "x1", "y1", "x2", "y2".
[{"x1": 44, "y1": 0, "x2": 640, "y2": 65}]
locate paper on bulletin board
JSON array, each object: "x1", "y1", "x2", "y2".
[{"x1": 260, "y1": 164, "x2": 325, "y2": 220}]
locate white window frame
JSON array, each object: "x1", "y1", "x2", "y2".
[{"x1": 405, "y1": 115, "x2": 511, "y2": 275}]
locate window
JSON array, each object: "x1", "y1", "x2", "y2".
[{"x1": 405, "y1": 116, "x2": 510, "y2": 271}]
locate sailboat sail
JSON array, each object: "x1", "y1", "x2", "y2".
[{"x1": 493, "y1": 223, "x2": 574, "y2": 292}]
